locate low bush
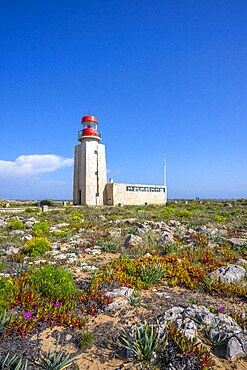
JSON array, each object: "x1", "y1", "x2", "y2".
[
  {"x1": 212, "y1": 215, "x2": 226, "y2": 223},
  {"x1": 79, "y1": 331, "x2": 94, "y2": 350},
  {"x1": 177, "y1": 209, "x2": 192, "y2": 218},
  {"x1": 120, "y1": 321, "x2": 167, "y2": 362},
  {"x1": 8, "y1": 220, "x2": 24, "y2": 230},
  {"x1": 39, "y1": 199, "x2": 53, "y2": 206},
  {"x1": 24, "y1": 207, "x2": 37, "y2": 213},
  {"x1": 27, "y1": 264, "x2": 78, "y2": 300},
  {"x1": 32, "y1": 221, "x2": 50, "y2": 236},
  {"x1": 71, "y1": 211, "x2": 84, "y2": 221},
  {"x1": 0, "y1": 277, "x2": 16, "y2": 310},
  {"x1": 24, "y1": 237, "x2": 51, "y2": 256}
]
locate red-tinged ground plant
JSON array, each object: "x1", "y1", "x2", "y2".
[
  {"x1": 203, "y1": 279, "x2": 247, "y2": 301},
  {"x1": 167, "y1": 323, "x2": 215, "y2": 369},
  {"x1": 229, "y1": 310, "x2": 246, "y2": 331},
  {"x1": 2, "y1": 264, "x2": 115, "y2": 337},
  {"x1": 6, "y1": 313, "x2": 39, "y2": 337},
  {"x1": 78, "y1": 290, "x2": 113, "y2": 315},
  {"x1": 92, "y1": 252, "x2": 247, "y2": 301}
]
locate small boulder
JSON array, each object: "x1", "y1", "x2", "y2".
[
  {"x1": 228, "y1": 238, "x2": 247, "y2": 247},
  {"x1": 208, "y1": 264, "x2": 246, "y2": 284},
  {"x1": 226, "y1": 333, "x2": 247, "y2": 360},
  {"x1": 124, "y1": 234, "x2": 142, "y2": 248}
]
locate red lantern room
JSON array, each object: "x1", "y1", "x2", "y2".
[{"x1": 78, "y1": 115, "x2": 101, "y2": 142}]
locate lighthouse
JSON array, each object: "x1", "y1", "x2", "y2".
[{"x1": 73, "y1": 115, "x2": 107, "y2": 205}]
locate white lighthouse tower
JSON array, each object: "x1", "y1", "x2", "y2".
[{"x1": 73, "y1": 115, "x2": 107, "y2": 205}]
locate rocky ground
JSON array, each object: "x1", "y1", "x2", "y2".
[{"x1": 0, "y1": 199, "x2": 246, "y2": 369}]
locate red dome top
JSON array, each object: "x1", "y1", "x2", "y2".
[{"x1": 81, "y1": 115, "x2": 98, "y2": 124}]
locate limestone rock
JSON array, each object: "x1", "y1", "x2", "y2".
[
  {"x1": 236, "y1": 258, "x2": 247, "y2": 266},
  {"x1": 104, "y1": 287, "x2": 134, "y2": 311},
  {"x1": 168, "y1": 220, "x2": 181, "y2": 227},
  {"x1": 157, "y1": 233, "x2": 174, "y2": 244},
  {"x1": 180, "y1": 318, "x2": 197, "y2": 339},
  {"x1": 159, "y1": 306, "x2": 184, "y2": 322},
  {"x1": 226, "y1": 333, "x2": 247, "y2": 360},
  {"x1": 6, "y1": 246, "x2": 20, "y2": 255},
  {"x1": 84, "y1": 246, "x2": 102, "y2": 255},
  {"x1": 208, "y1": 264, "x2": 246, "y2": 284},
  {"x1": 124, "y1": 234, "x2": 142, "y2": 248},
  {"x1": 106, "y1": 287, "x2": 134, "y2": 298},
  {"x1": 54, "y1": 222, "x2": 70, "y2": 228},
  {"x1": 159, "y1": 305, "x2": 242, "y2": 342},
  {"x1": 107, "y1": 228, "x2": 122, "y2": 236},
  {"x1": 228, "y1": 238, "x2": 247, "y2": 247},
  {"x1": 24, "y1": 221, "x2": 35, "y2": 228},
  {"x1": 10, "y1": 230, "x2": 25, "y2": 236}
]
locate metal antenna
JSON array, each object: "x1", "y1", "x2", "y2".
[
  {"x1": 88, "y1": 109, "x2": 91, "y2": 115},
  {"x1": 164, "y1": 142, "x2": 167, "y2": 187}
]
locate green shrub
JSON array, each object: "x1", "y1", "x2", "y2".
[
  {"x1": 161, "y1": 205, "x2": 174, "y2": 220},
  {"x1": 32, "y1": 221, "x2": 50, "y2": 236},
  {"x1": 24, "y1": 207, "x2": 37, "y2": 213},
  {"x1": 177, "y1": 209, "x2": 192, "y2": 218},
  {"x1": 120, "y1": 321, "x2": 167, "y2": 362},
  {"x1": 24, "y1": 237, "x2": 51, "y2": 256},
  {"x1": 28, "y1": 264, "x2": 77, "y2": 300},
  {"x1": 213, "y1": 215, "x2": 226, "y2": 223},
  {"x1": 98, "y1": 237, "x2": 120, "y2": 253},
  {"x1": 221, "y1": 212, "x2": 232, "y2": 219},
  {"x1": 79, "y1": 331, "x2": 94, "y2": 350},
  {"x1": 34, "y1": 336, "x2": 77, "y2": 369},
  {"x1": 39, "y1": 199, "x2": 53, "y2": 206},
  {"x1": 8, "y1": 220, "x2": 24, "y2": 230},
  {"x1": 0, "y1": 277, "x2": 16, "y2": 310},
  {"x1": 71, "y1": 211, "x2": 84, "y2": 221},
  {"x1": 139, "y1": 263, "x2": 166, "y2": 286},
  {"x1": 0, "y1": 353, "x2": 28, "y2": 370},
  {"x1": 0, "y1": 261, "x2": 6, "y2": 272}
]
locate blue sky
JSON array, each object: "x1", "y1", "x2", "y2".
[{"x1": 0, "y1": 0, "x2": 247, "y2": 200}]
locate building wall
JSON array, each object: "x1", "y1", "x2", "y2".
[
  {"x1": 73, "y1": 140, "x2": 107, "y2": 205},
  {"x1": 106, "y1": 183, "x2": 167, "y2": 205}
]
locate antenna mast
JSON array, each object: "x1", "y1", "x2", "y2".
[{"x1": 164, "y1": 142, "x2": 167, "y2": 187}]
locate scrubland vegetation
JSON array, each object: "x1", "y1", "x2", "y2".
[{"x1": 0, "y1": 199, "x2": 246, "y2": 369}]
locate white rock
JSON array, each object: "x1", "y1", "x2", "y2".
[
  {"x1": 6, "y1": 246, "x2": 20, "y2": 255},
  {"x1": 10, "y1": 230, "x2": 25, "y2": 236},
  {"x1": 124, "y1": 234, "x2": 142, "y2": 248},
  {"x1": 106, "y1": 287, "x2": 134, "y2": 298},
  {"x1": 84, "y1": 247, "x2": 102, "y2": 255},
  {"x1": 226, "y1": 333, "x2": 247, "y2": 360},
  {"x1": 208, "y1": 264, "x2": 246, "y2": 284},
  {"x1": 34, "y1": 260, "x2": 46, "y2": 265}
]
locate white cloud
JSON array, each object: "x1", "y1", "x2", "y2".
[{"x1": 0, "y1": 154, "x2": 74, "y2": 176}]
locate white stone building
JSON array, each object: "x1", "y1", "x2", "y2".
[{"x1": 73, "y1": 115, "x2": 167, "y2": 206}]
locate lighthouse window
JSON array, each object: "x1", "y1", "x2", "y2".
[{"x1": 94, "y1": 150, "x2": 97, "y2": 154}]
